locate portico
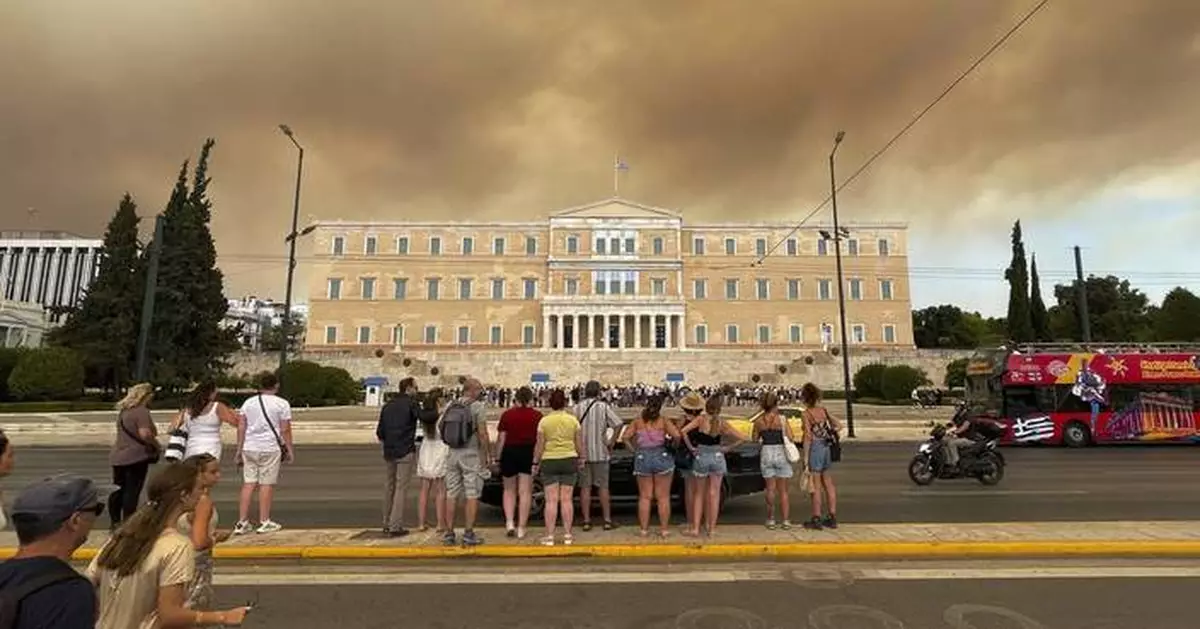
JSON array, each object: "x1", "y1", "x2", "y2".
[{"x1": 542, "y1": 304, "x2": 687, "y2": 350}]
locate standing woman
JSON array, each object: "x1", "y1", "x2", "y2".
[
  {"x1": 530, "y1": 389, "x2": 582, "y2": 546},
  {"x1": 109, "y1": 383, "x2": 160, "y2": 530},
  {"x1": 680, "y1": 395, "x2": 745, "y2": 536},
  {"x1": 88, "y1": 463, "x2": 249, "y2": 628},
  {"x1": 752, "y1": 391, "x2": 796, "y2": 530},
  {"x1": 178, "y1": 454, "x2": 232, "y2": 618},
  {"x1": 671, "y1": 392, "x2": 704, "y2": 532},
  {"x1": 622, "y1": 396, "x2": 687, "y2": 538},
  {"x1": 415, "y1": 389, "x2": 449, "y2": 533},
  {"x1": 495, "y1": 386, "x2": 542, "y2": 539},
  {"x1": 0, "y1": 430, "x2": 13, "y2": 529},
  {"x1": 175, "y1": 381, "x2": 241, "y2": 461},
  {"x1": 800, "y1": 383, "x2": 841, "y2": 530}
]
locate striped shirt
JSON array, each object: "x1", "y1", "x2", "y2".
[{"x1": 572, "y1": 398, "x2": 624, "y2": 462}]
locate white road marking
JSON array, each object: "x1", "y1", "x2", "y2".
[
  {"x1": 862, "y1": 566, "x2": 1200, "y2": 580},
  {"x1": 900, "y1": 490, "x2": 1089, "y2": 497}
]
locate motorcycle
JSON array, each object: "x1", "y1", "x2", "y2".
[{"x1": 907, "y1": 423, "x2": 1005, "y2": 486}]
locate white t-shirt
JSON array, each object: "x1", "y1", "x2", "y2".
[{"x1": 239, "y1": 393, "x2": 292, "y2": 453}]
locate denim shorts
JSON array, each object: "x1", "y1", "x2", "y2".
[
  {"x1": 692, "y1": 445, "x2": 727, "y2": 477},
  {"x1": 634, "y1": 446, "x2": 675, "y2": 476},
  {"x1": 760, "y1": 444, "x2": 794, "y2": 479},
  {"x1": 808, "y1": 439, "x2": 833, "y2": 473}
]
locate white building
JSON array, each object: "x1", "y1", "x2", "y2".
[
  {"x1": 0, "y1": 300, "x2": 49, "y2": 347},
  {"x1": 223, "y1": 296, "x2": 308, "y2": 351},
  {"x1": 0, "y1": 231, "x2": 103, "y2": 322}
]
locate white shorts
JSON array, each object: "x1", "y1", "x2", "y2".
[{"x1": 242, "y1": 450, "x2": 282, "y2": 485}]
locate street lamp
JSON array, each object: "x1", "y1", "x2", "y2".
[
  {"x1": 278, "y1": 124, "x2": 304, "y2": 374},
  {"x1": 828, "y1": 130, "x2": 856, "y2": 438}
]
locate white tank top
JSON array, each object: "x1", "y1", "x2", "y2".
[{"x1": 183, "y1": 403, "x2": 223, "y2": 460}]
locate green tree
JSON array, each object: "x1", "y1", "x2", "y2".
[
  {"x1": 852, "y1": 363, "x2": 888, "y2": 398},
  {"x1": 1047, "y1": 275, "x2": 1153, "y2": 342},
  {"x1": 879, "y1": 365, "x2": 931, "y2": 401},
  {"x1": 7, "y1": 347, "x2": 86, "y2": 401},
  {"x1": 47, "y1": 194, "x2": 144, "y2": 390},
  {"x1": 0, "y1": 348, "x2": 28, "y2": 401},
  {"x1": 1154, "y1": 287, "x2": 1200, "y2": 341},
  {"x1": 912, "y1": 305, "x2": 1005, "y2": 349},
  {"x1": 944, "y1": 357, "x2": 969, "y2": 388},
  {"x1": 260, "y1": 320, "x2": 305, "y2": 353},
  {"x1": 1029, "y1": 253, "x2": 1050, "y2": 341},
  {"x1": 1004, "y1": 220, "x2": 1034, "y2": 342}
]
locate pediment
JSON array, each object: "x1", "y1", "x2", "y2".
[{"x1": 550, "y1": 198, "x2": 681, "y2": 220}]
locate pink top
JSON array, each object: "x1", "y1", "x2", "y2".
[{"x1": 636, "y1": 426, "x2": 666, "y2": 449}]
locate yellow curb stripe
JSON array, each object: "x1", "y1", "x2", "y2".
[{"x1": 6, "y1": 541, "x2": 1200, "y2": 561}]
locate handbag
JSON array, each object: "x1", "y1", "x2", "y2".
[
  {"x1": 782, "y1": 417, "x2": 801, "y2": 464},
  {"x1": 829, "y1": 432, "x2": 843, "y2": 462},
  {"x1": 118, "y1": 414, "x2": 161, "y2": 464},
  {"x1": 257, "y1": 394, "x2": 290, "y2": 459},
  {"x1": 164, "y1": 413, "x2": 189, "y2": 462},
  {"x1": 798, "y1": 469, "x2": 814, "y2": 494}
]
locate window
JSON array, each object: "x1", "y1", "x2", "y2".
[
  {"x1": 608, "y1": 274, "x2": 620, "y2": 295},
  {"x1": 725, "y1": 279, "x2": 739, "y2": 299},
  {"x1": 693, "y1": 237, "x2": 706, "y2": 255},
  {"x1": 522, "y1": 324, "x2": 535, "y2": 347},
  {"x1": 847, "y1": 239, "x2": 859, "y2": 256},
  {"x1": 493, "y1": 237, "x2": 506, "y2": 255},
  {"x1": 423, "y1": 325, "x2": 437, "y2": 344},
  {"x1": 490, "y1": 325, "x2": 503, "y2": 345},
  {"x1": 393, "y1": 278, "x2": 408, "y2": 300},
  {"x1": 610, "y1": 237, "x2": 619, "y2": 254},
  {"x1": 457, "y1": 326, "x2": 470, "y2": 345},
  {"x1": 653, "y1": 237, "x2": 664, "y2": 255},
  {"x1": 757, "y1": 324, "x2": 770, "y2": 344},
  {"x1": 429, "y1": 237, "x2": 442, "y2": 255},
  {"x1": 883, "y1": 324, "x2": 897, "y2": 344},
  {"x1": 391, "y1": 325, "x2": 405, "y2": 345},
  {"x1": 878, "y1": 238, "x2": 890, "y2": 257},
  {"x1": 786, "y1": 238, "x2": 798, "y2": 256},
  {"x1": 695, "y1": 325, "x2": 708, "y2": 345},
  {"x1": 324, "y1": 326, "x2": 337, "y2": 344},
  {"x1": 787, "y1": 279, "x2": 800, "y2": 301},
  {"x1": 595, "y1": 276, "x2": 607, "y2": 295},
  {"x1": 360, "y1": 278, "x2": 375, "y2": 300},
  {"x1": 595, "y1": 238, "x2": 607, "y2": 255},
  {"x1": 396, "y1": 236, "x2": 410, "y2": 254},
  {"x1": 817, "y1": 239, "x2": 828, "y2": 256},
  {"x1": 459, "y1": 278, "x2": 473, "y2": 300},
  {"x1": 755, "y1": 278, "x2": 769, "y2": 300},
  {"x1": 332, "y1": 236, "x2": 345, "y2": 256},
  {"x1": 357, "y1": 326, "x2": 371, "y2": 344},
  {"x1": 461, "y1": 237, "x2": 474, "y2": 255},
  {"x1": 849, "y1": 279, "x2": 863, "y2": 301},
  {"x1": 526, "y1": 236, "x2": 538, "y2": 255},
  {"x1": 523, "y1": 278, "x2": 537, "y2": 299},
  {"x1": 365, "y1": 235, "x2": 377, "y2": 255},
  {"x1": 852, "y1": 324, "x2": 866, "y2": 344},
  {"x1": 491, "y1": 278, "x2": 505, "y2": 300},
  {"x1": 426, "y1": 278, "x2": 440, "y2": 300},
  {"x1": 624, "y1": 274, "x2": 636, "y2": 295},
  {"x1": 565, "y1": 278, "x2": 579, "y2": 296},
  {"x1": 817, "y1": 279, "x2": 832, "y2": 301},
  {"x1": 790, "y1": 324, "x2": 803, "y2": 344},
  {"x1": 566, "y1": 235, "x2": 578, "y2": 254},
  {"x1": 880, "y1": 279, "x2": 894, "y2": 300},
  {"x1": 726, "y1": 324, "x2": 739, "y2": 343},
  {"x1": 651, "y1": 278, "x2": 666, "y2": 296},
  {"x1": 693, "y1": 279, "x2": 707, "y2": 299},
  {"x1": 724, "y1": 238, "x2": 736, "y2": 255},
  {"x1": 624, "y1": 237, "x2": 635, "y2": 254},
  {"x1": 327, "y1": 278, "x2": 342, "y2": 300},
  {"x1": 755, "y1": 238, "x2": 767, "y2": 257}
]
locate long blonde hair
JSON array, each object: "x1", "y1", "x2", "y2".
[
  {"x1": 97, "y1": 463, "x2": 199, "y2": 576},
  {"x1": 116, "y1": 383, "x2": 155, "y2": 411}
]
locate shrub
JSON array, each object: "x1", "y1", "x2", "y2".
[
  {"x1": 944, "y1": 357, "x2": 969, "y2": 389},
  {"x1": 7, "y1": 347, "x2": 86, "y2": 401},
  {"x1": 852, "y1": 363, "x2": 888, "y2": 399},
  {"x1": 278, "y1": 360, "x2": 360, "y2": 407},
  {"x1": 320, "y1": 365, "x2": 360, "y2": 405},
  {"x1": 880, "y1": 364, "x2": 931, "y2": 401},
  {"x1": 0, "y1": 347, "x2": 28, "y2": 402}
]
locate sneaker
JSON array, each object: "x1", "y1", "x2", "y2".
[
  {"x1": 780, "y1": 520, "x2": 792, "y2": 530},
  {"x1": 802, "y1": 517, "x2": 823, "y2": 531},
  {"x1": 387, "y1": 528, "x2": 410, "y2": 538},
  {"x1": 540, "y1": 535, "x2": 556, "y2": 547},
  {"x1": 506, "y1": 528, "x2": 517, "y2": 538},
  {"x1": 563, "y1": 533, "x2": 574, "y2": 546},
  {"x1": 822, "y1": 515, "x2": 838, "y2": 529},
  {"x1": 442, "y1": 531, "x2": 457, "y2": 546},
  {"x1": 232, "y1": 520, "x2": 254, "y2": 536},
  {"x1": 462, "y1": 530, "x2": 483, "y2": 547},
  {"x1": 765, "y1": 520, "x2": 777, "y2": 530},
  {"x1": 255, "y1": 520, "x2": 282, "y2": 534}
]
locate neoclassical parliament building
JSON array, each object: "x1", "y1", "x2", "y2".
[{"x1": 302, "y1": 198, "x2": 914, "y2": 385}]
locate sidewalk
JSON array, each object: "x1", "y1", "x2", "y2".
[{"x1": 5, "y1": 521, "x2": 1200, "y2": 560}]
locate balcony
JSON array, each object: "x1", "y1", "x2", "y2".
[{"x1": 542, "y1": 293, "x2": 685, "y2": 306}]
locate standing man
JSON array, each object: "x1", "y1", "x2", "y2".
[
  {"x1": 376, "y1": 377, "x2": 420, "y2": 537},
  {"x1": 441, "y1": 377, "x2": 492, "y2": 547},
  {"x1": 234, "y1": 371, "x2": 294, "y2": 535},
  {"x1": 573, "y1": 380, "x2": 625, "y2": 531},
  {"x1": 0, "y1": 474, "x2": 108, "y2": 629}
]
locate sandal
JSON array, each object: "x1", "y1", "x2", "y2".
[
  {"x1": 603, "y1": 521, "x2": 617, "y2": 531},
  {"x1": 581, "y1": 522, "x2": 593, "y2": 532},
  {"x1": 563, "y1": 534, "x2": 574, "y2": 546},
  {"x1": 540, "y1": 536, "x2": 556, "y2": 546}
]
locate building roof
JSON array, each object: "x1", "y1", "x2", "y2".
[{"x1": 0, "y1": 230, "x2": 96, "y2": 240}]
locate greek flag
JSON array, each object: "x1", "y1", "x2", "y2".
[
  {"x1": 614, "y1": 156, "x2": 629, "y2": 171},
  {"x1": 1012, "y1": 415, "x2": 1055, "y2": 443}
]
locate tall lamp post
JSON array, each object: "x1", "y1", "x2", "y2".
[
  {"x1": 828, "y1": 130, "x2": 856, "y2": 438},
  {"x1": 278, "y1": 124, "x2": 304, "y2": 374}
]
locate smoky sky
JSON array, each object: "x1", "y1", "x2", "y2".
[{"x1": 2, "y1": 0, "x2": 1198, "y2": 298}]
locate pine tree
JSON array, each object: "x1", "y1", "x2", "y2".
[
  {"x1": 1029, "y1": 253, "x2": 1050, "y2": 341},
  {"x1": 48, "y1": 194, "x2": 144, "y2": 390},
  {"x1": 1004, "y1": 220, "x2": 1035, "y2": 343}
]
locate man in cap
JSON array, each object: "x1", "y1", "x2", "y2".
[
  {"x1": 573, "y1": 380, "x2": 625, "y2": 531},
  {"x1": 0, "y1": 474, "x2": 108, "y2": 628}
]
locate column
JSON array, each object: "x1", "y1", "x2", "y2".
[
  {"x1": 43, "y1": 250, "x2": 59, "y2": 307},
  {"x1": 618, "y1": 313, "x2": 626, "y2": 349},
  {"x1": 0, "y1": 249, "x2": 10, "y2": 300},
  {"x1": 542, "y1": 313, "x2": 551, "y2": 349},
  {"x1": 677, "y1": 314, "x2": 687, "y2": 350},
  {"x1": 634, "y1": 313, "x2": 642, "y2": 349},
  {"x1": 12, "y1": 249, "x2": 28, "y2": 302},
  {"x1": 556, "y1": 313, "x2": 565, "y2": 350},
  {"x1": 578, "y1": 312, "x2": 588, "y2": 349}
]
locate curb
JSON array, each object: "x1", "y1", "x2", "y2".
[{"x1": 9, "y1": 541, "x2": 1200, "y2": 561}]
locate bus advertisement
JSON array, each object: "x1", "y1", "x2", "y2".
[{"x1": 963, "y1": 344, "x2": 1200, "y2": 447}]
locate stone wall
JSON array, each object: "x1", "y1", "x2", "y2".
[{"x1": 233, "y1": 347, "x2": 972, "y2": 390}]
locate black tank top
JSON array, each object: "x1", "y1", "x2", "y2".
[{"x1": 692, "y1": 429, "x2": 721, "y2": 446}]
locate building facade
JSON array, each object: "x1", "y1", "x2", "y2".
[
  {"x1": 223, "y1": 297, "x2": 309, "y2": 351},
  {"x1": 304, "y1": 199, "x2": 914, "y2": 360},
  {"x1": 0, "y1": 231, "x2": 103, "y2": 322}
]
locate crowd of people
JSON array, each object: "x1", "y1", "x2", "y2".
[{"x1": 434, "y1": 382, "x2": 817, "y2": 410}]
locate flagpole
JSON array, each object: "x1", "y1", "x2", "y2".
[{"x1": 613, "y1": 153, "x2": 619, "y2": 196}]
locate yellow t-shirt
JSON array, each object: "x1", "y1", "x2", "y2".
[
  {"x1": 538, "y1": 410, "x2": 580, "y2": 460},
  {"x1": 87, "y1": 528, "x2": 196, "y2": 629}
]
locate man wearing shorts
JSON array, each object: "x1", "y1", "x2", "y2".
[
  {"x1": 572, "y1": 380, "x2": 624, "y2": 531},
  {"x1": 234, "y1": 372, "x2": 293, "y2": 535},
  {"x1": 442, "y1": 377, "x2": 492, "y2": 547}
]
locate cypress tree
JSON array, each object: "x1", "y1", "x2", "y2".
[
  {"x1": 1004, "y1": 220, "x2": 1035, "y2": 343},
  {"x1": 1029, "y1": 253, "x2": 1050, "y2": 341}
]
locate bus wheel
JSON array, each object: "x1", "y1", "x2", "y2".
[{"x1": 1062, "y1": 421, "x2": 1091, "y2": 448}]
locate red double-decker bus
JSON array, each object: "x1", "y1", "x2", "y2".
[{"x1": 964, "y1": 343, "x2": 1200, "y2": 447}]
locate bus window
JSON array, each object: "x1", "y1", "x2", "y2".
[
  {"x1": 1053, "y1": 385, "x2": 1094, "y2": 413},
  {"x1": 1004, "y1": 386, "x2": 1047, "y2": 418}
]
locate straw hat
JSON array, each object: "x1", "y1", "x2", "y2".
[{"x1": 679, "y1": 391, "x2": 705, "y2": 411}]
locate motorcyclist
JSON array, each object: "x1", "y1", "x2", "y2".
[{"x1": 941, "y1": 403, "x2": 975, "y2": 470}]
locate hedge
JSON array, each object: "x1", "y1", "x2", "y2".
[
  {"x1": 278, "y1": 361, "x2": 359, "y2": 407},
  {"x1": 7, "y1": 347, "x2": 86, "y2": 402},
  {"x1": 851, "y1": 363, "x2": 931, "y2": 402}
]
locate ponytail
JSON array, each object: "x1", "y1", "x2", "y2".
[{"x1": 96, "y1": 463, "x2": 199, "y2": 576}]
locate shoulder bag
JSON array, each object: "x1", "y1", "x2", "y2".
[
  {"x1": 782, "y1": 415, "x2": 801, "y2": 464},
  {"x1": 823, "y1": 408, "x2": 843, "y2": 462},
  {"x1": 164, "y1": 412, "x2": 189, "y2": 462},
  {"x1": 256, "y1": 395, "x2": 290, "y2": 459},
  {"x1": 118, "y1": 413, "x2": 160, "y2": 464}
]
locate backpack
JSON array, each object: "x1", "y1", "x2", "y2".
[
  {"x1": 439, "y1": 402, "x2": 477, "y2": 449},
  {"x1": 0, "y1": 561, "x2": 86, "y2": 629}
]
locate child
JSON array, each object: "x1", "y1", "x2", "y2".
[{"x1": 416, "y1": 390, "x2": 450, "y2": 532}]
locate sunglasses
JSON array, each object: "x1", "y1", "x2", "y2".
[
  {"x1": 80, "y1": 503, "x2": 105, "y2": 517},
  {"x1": 684, "y1": 408, "x2": 703, "y2": 415}
]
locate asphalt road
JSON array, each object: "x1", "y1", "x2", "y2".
[{"x1": 7, "y1": 443, "x2": 1197, "y2": 527}]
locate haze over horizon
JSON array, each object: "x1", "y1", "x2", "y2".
[{"x1": 3, "y1": 0, "x2": 1198, "y2": 316}]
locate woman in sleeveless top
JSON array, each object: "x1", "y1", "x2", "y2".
[
  {"x1": 621, "y1": 396, "x2": 686, "y2": 538},
  {"x1": 800, "y1": 383, "x2": 841, "y2": 530},
  {"x1": 416, "y1": 390, "x2": 449, "y2": 533},
  {"x1": 174, "y1": 381, "x2": 241, "y2": 461},
  {"x1": 680, "y1": 395, "x2": 745, "y2": 537},
  {"x1": 177, "y1": 454, "x2": 231, "y2": 620},
  {"x1": 671, "y1": 393, "x2": 703, "y2": 532},
  {"x1": 752, "y1": 391, "x2": 797, "y2": 530}
]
